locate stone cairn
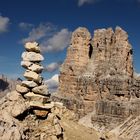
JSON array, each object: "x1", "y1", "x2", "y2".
[
  {"x1": 16, "y1": 42, "x2": 64, "y2": 140},
  {"x1": 16, "y1": 42, "x2": 52, "y2": 117}
]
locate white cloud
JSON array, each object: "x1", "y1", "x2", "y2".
[
  {"x1": 45, "y1": 74, "x2": 59, "y2": 93},
  {"x1": 40, "y1": 28, "x2": 72, "y2": 52},
  {"x1": 21, "y1": 23, "x2": 55, "y2": 43},
  {"x1": 20, "y1": 23, "x2": 71, "y2": 52},
  {"x1": 19, "y1": 22, "x2": 34, "y2": 30},
  {"x1": 44, "y1": 62, "x2": 62, "y2": 72},
  {"x1": 78, "y1": 0, "x2": 98, "y2": 6},
  {"x1": 0, "y1": 15, "x2": 10, "y2": 33}
]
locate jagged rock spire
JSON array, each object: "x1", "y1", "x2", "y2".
[{"x1": 58, "y1": 26, "x2": 135, "y2": 118}]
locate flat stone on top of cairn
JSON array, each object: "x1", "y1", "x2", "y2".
[{"x1": 25, "y1": 42, "x2": 41, "y2": 53}]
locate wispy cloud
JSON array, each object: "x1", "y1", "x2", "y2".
[
  {"x1": 21, "y1": 23, "x2": 56, "y2": 44},
  {"x1": 45, "y1": 74, "x2": 59, "y2": 93},
  {"x1": 78, "y1": 0, "x2": 98, "y2": 6},
  {"x1": 40, "y1": 28, "x2": 72, "y2": 52},
  {"x1": 19, "y1": 22, "x2": 34, "y2": 31},
  {"x1": 0, "y1": 15, "x2": 10, "y2": 33},
  {"x1": 20, "y1": 22, "x2": 71, "y2": 52},
  {"x1": 44, "y1": 61, "x2": 62, "y2": 72}
]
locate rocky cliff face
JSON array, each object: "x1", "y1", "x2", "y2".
[
  {"x1": 58, "y1": 26, "x2": 134, "y2": 113},
  {"x1": 56, "y1": 26, "x2": 140, "y2": 139},
  {"x1": 59, "y1": 28, "x2": 91, "y2": 99}
]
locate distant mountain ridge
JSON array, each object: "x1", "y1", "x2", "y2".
[{"x1": 0, "y1": 74, "x2": 20, "y2": 98}]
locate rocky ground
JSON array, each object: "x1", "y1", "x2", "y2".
[
  {"x1": 61, "y1": 118, "x2": 99, "y2": 140},
  {"x1": 0, "y1": 90, "x2": 100, "y2": 140}
]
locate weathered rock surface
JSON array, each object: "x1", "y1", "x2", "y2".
[
  {"x1": 58, "y1": 26, "x2": 134, "y2": 114},
  {"x1": 0, "y1": 91, "x2": 29, "y2": 140},
  {"x1": 1, "y1": 91, "x2": 29, "y2": 118},
  {"x1": 54, "y1": 26, "x2": 140, "y2": 139}
]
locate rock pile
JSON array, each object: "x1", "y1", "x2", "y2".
[
  {"x1": 16, "y1": 42, "x2": 52, "y2": 118},
  {"x1": 0, "y1": 42, "x2": 64, "y2": 140}
]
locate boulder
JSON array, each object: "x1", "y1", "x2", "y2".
[
  {"x1": 0, "y1": 91, "x2": 29, "y2": 118},
  {"x1": 22, "y1": 52, "x2": 44, "y2": 62},
  {"x1": 11, "y1": 99, "x2": 29, "y2": 117}
]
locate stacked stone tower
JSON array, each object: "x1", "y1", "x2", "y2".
[
  {"x1": 14, "y1": 42, "x2": 65, "y2": 139},
  {"x1": 16, "y1": 42, "x2": 53, "y2": 117}
]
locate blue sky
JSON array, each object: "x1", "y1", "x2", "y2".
[{"x1": 0, "y1": 0, "x2": 140, "y2": 81}]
